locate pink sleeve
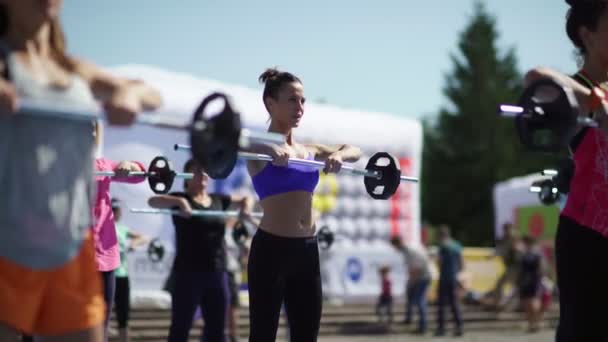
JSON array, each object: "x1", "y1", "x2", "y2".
[{"x1": 107, "y1": 159, "x2": 148, "y2": 184}]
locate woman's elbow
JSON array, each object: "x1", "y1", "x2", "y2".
[
  {"x1": 142, "y1": 88, "x2": 163, "y2": 110},
  {"x1": 130, "y1": 80, "x2": 163, "y2": 110},
  {"x1": 352, "y1": 146, "x2": 364, "y2": 159},
  {"x1": 523, "y1": 67, "x2": 551, "y2": 88},
  {"x1": 147, "y1": 197, "x2": 158, "y2": 207}
]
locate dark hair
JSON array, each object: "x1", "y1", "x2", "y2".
[
  {"x1": 183, "y1": 158, "x2": 195, "y2": 190},
  {"x1": 183, "y1": 158, "x2": 197, "y2": 173},
  {"x1": 182, "y1": 158, "x2": 206, "y2": 190},
  {"x1": 522, "y1": 234, "x2": 537, "y2": 246},
  {"x1": 565, "y1": 0, "x2": 608, "y2": 56},
  {"x1": 111, "y1": 198, "x2": 121, "y2": 215},
  {"x1": 0, "y1": 4, "x2": 74, "y2": 72},
  {"x1": 379, "y1": 265, "x2": 391, "y2": 274},
  {"x1": 258, "y1": 68, "x2": 302, "y2": 104}
]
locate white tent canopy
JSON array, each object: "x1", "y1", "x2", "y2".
[
  {"x1": 108, "y1": 64, "x2": 422, "y2": 154},
  {"x1": 493, "y1": 173, "x2": 552, "y2": 239}
]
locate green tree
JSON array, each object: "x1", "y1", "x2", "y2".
[{"x1": 421, "y1": 2, "x2": 556, "y2": 246}]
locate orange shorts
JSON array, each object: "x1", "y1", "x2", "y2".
[{"x1": 0, "y1": 233, "x2": 105, "y2": 336}]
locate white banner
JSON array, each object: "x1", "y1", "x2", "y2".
[
  {"x1": 125, "y1": 240, "x2": 408, "y2": 304},
  {"x1": 321, "y1": 241, "x2": 407, "y2": 302},
  {"x1": 127, "y1": 249, "x2": 174, "y2": 291}
]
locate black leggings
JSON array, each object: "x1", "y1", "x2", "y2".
[
  {"x1": 101, "y1": 271, "x2": 115, "y2": 333},
  {"x1": 556, "y1": 215, "x2": 608, "y2": 342},
  {"x1": 168, "y1": 270, "x2": 229, "y2": 342},
  {"x1": 114, "y1": 276, "x2": 130, "y2": 329},
  {"x1": 247, "y1": 229, "x2": 322, "y2": 342}
]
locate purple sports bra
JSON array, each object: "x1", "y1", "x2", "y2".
[{"x1": 251, "y1": 154, "x2": 320, "y2": 200}]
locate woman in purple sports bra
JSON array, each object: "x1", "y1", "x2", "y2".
[{"x1": 245, "y1": 68, "x2": 362, "y2": 342}]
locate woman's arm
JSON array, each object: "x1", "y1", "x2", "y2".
[
  {"x1": 524, "y1": 67, "x2": 608, "y2": 132},
  {"x1": 305, "y1": 144, "x2": 362, "y2": 163},
  {"x1": 229, "y1": 194, "x2": 260, "y2": 226},
  {"x1": 70, "y1": 57, "x2": 162, "y2": 125},
  {"x1": 148, "y1": 194, "x2": 186, "y2": 209},
  {"x1": 127, "y1": 230, "x2": 148, "y2": 250},
  {"x1": 110, "y1": 160, "x2": 147, "y2": 184},
  {"x1": 148, "y1": 194, "x2": 192, "y2": 218},
  {"x1": 72, "y1": 57, "x2": 162, "y2": 108},
  {"x1": 0, "y1": 60, "x2": 17, "y2": 115},
  {"x1": 229, "y1": 194, "x2": 255, "y2": 210},
  {"x1": 523, "y1": 67, "x2": 595, "y2": 115},
  {"x1": 244, "y1": 143, "x2": 292, "y2": 176},
  {"x1": 306, "y1": 143, "x2": 362, "y2": 173}
]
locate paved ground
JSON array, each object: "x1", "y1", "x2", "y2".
[{"x1": 318, "y1": 330, "x2": 554, "y2": 342}]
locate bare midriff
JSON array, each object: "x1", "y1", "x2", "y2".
[{"x1": 257, "y1": 191, "x2": 317, "y2": 237}]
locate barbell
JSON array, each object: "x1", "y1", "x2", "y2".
[
  {"x1": 95, "y1": 156, "x2": 192, "y2": 194},
  {"x1": 231, "y1": 222, "x2": 337, "y2": 250},
  {"x1": 175, "y1": 144, "x2": 418, "y2": 200},
  {"x1": 130, "y1": 208, "x2": 264, "y2": 219},
  {"x1": 529, "y1": 179, "x2": 560, "y2": 205},
  {"x1": 147, "y1": 238, "x2": 166, "y2": 263},
  {"x1": 529, "y1": 157, "x2": 574, "y2": 205},
  {"x1": 17, "y1": 93, "x2": 284, "y2": 168},
  {"x1": 498, "y1": 78, "x2": 597, "y2": 153},
  {"x1": 146, "y1": 222, "x2": 338, "y2": 264}
]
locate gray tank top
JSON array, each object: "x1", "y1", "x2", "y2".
[{"x1": 0, "y1": 43, "x2": 98, "y2": 269}]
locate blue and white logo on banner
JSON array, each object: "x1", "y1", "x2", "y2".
[{"x1": 345, "y1": 257, "x2": 363, "y2": 282}]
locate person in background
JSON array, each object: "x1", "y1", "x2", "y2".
[
  {"x1": 375, "y1": 265, "x2": 393, "y2": 325},
  {"x1": 517, "y1": 235, "x2": 543, "y2": 333},
  {"x1": 435, "y1": 226, "x2": 464, "y2": 337},
  {"x1": 148, "y1": 159, "x2": 254, "y2": 342},
  {"x1": 92, "y1": 122, "x2": 148, "y2": 341},
  {"x1": 490, "y1": 222, "x2": 523, "y2": 310},
  {"x1": 390, "y1": 236, "x2": 432, "y2": 335},
  {"x1": 0, "y1": 1, "x2": 161, "y2": 341},
  {"x1": 111, "y1": 198, "x2": 147, "y2": 342}
]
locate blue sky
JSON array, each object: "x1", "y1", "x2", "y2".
[{"x1": 62, "y1": 0, "x2": 573, "y2": 119}]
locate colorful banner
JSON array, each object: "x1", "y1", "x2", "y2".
[{"x1": 515, "y1": 205, "x2": 560, "y2": 240}]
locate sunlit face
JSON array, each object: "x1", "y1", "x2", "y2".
[
  {"x1": 265, "y1": 82, "x2": 305, "y2": 128},
  {"x1": 4, "y1": 0, "x2": 63, "y2": 26},
  {"x1": 581, "y1": 9, "x2": 608, "y2": 69},
  {"x1": 185, "y1": 162, "x2": 209, "y2": 192}
]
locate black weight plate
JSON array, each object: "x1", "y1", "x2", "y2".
[
  {"x1": 147, "y1": 156, "x2": 175, "y2": 194},
  {"x1": 147, "y1": 238, "x2": 165, "y2": 263},
  {"x1": 364, "y1": 152, "x2": 401, "y2": 200},
  {"x1": 190, "y1": 93, "x2": 242, "y2": 179},
  {"x1": 515, "y1": 79, "x2": 579, "y2": 152}
]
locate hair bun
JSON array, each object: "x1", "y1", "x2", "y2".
[{"x1": 258, "y1": 68, "x2": 281, "y2": 84}]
